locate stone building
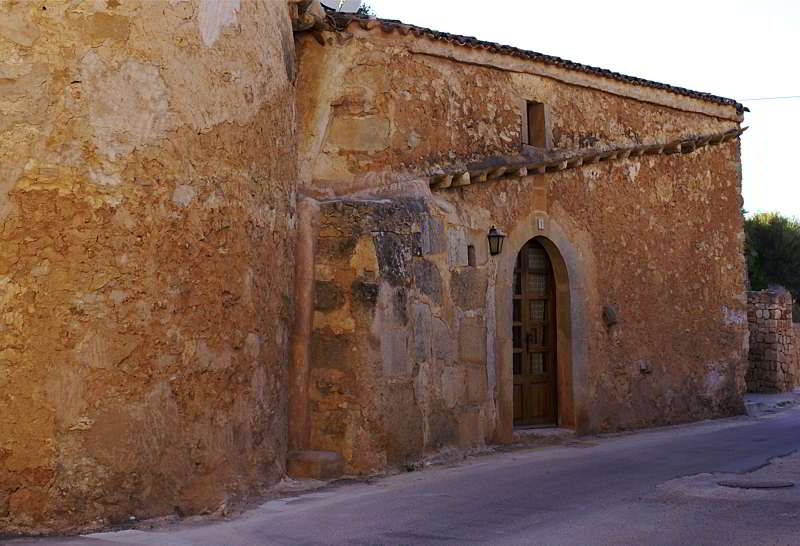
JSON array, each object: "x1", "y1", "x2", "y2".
[{"x1": 0, "y1": 0, "x2": 748, "y2": 534}]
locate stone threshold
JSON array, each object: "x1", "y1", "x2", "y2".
[{"x1": 512, "y1": 426, "x2": 576, "y2": 445}]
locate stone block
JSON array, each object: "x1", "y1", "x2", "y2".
[
  {"x1": 287, "y1": 450, "x2": 344, "y2": 480},
  {"x1": 466, "y1": 364, "x2": 488, "y2": 404},
  {"x1": 412, "y1": 259, "x2": 443, "y2": 305},
  {"x1": 425, "y1": 404, "x2": 458, "y2": 450},
  {"x1": 442, "y1": 366, "x2": 466, "y2": 409},
  {"x1": 447, "y1": 228, "x2": 469, "y2": 268},
  {"x1": 314, "y1": 280, "x2": 345, "y2": 311},
  {"x1": 458, "y1": 405, "x2": 482, "y2": 448},
  {"x1": 414, "y1": 303, "x2": 432, "y2": 362},
  {"x1": 314, "y1": 406, "x2": 349, "y2": 437},
  {"x1": 311, "y1": 331, "x2": 357, "y2": 371},
  {"x1": 317, "y1": 230, "x2": 359, "y2": 260},
  {"x1": 451, "y1": 268, "x2": 488, "y2": 310},
  {"x1": 381, "y1": 329, "x2": 410, "y2": 377},
  {"x1": 383, "y1": 382, "x2": 424, "y2": 467},
  {"x1": 459, "y1": 316, "x2": 486, "y2": 364},
  {"x1": 421, "y1": 216, "x2": 446, "y2": 255},
  {"x1": 373, "y1": 232, "x2": 413, "y2": 288},
  {"x1": 378, "y1": 284, "x2": 409, "y2": 325},
  {"x1": 351, "y1": 280, "x2": 379, "y2": 307},
  {"x1": 433, "y1": 318, "x2": 455, "y2": 363},
  {"x1": 328, "y1": 115, "x2": 390, "y2": 152},
  {"x1": 349, "y1": 235, "x2": 380, "y2": 278}
]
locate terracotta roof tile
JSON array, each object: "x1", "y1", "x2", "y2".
[{"x1": 328, "y1": 13, "x2": 746, "y2": 114}]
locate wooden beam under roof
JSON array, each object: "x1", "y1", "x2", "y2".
[{"x1": 427, "y1": 127, "x2": 747, "y2": 191}]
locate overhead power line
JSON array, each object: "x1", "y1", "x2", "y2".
[{"x1": 741, "y1": 95, "x2": 800, "y2": 102}]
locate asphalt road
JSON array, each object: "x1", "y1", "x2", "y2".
[{"x1": 14, "y1": 408, "x2": 800, "y2": 546}]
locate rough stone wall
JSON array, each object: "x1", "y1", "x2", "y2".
[
  {"x1": 296, "y1": 30, "x2": 739, "y2": 194},
  {"x1": 747, "y1": 290, "x2": 799, "y2": 392},
  {"x1": 1, "y1": 0, "x2": 296, "y2": 534},
  {"x1": 488, "y1": 144, "x2": 748, "y2": 431},
  {"x1": 297, "y1": 25, "x2": 748, "y2": 458},
  {"x1": 311, "y1": 197, "x2": 494, "y2": 474},
  {"x1": 793, "y1": 324, "x2": 800, "y2": 381}
]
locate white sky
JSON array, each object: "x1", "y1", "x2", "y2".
[{"x1": 365, "y1": 0, "x2": 800, "y2": 218}]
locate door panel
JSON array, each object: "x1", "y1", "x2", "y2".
[
  {"x1": 513, "y1": 240, "x2": 557, "y2": 426},
  {"x1": 527, "y1": 383, "x2": 550, "y2": 419},
  {"x1": 513, "y1": 384, "x2": 523, "y2": 419}
]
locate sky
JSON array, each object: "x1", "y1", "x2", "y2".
[{"x1": 362, "y1": 0, "x2": 800, "y2": 218}]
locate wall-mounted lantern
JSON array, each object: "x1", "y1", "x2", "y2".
[{"x1": 487, "y1": 226, "x2": 506, "y2": 256}]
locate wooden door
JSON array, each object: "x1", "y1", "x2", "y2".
[{"x1": 513, "y1": 240, "x2": 558, "y2": 426}]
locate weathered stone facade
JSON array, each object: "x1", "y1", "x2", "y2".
[
  {"x1": 309, "y1": 197, "x2": 496, "y2": 474},
  {"x1": 747, "y1": 289, "x2": 800, "y2": 393},
  {"x1": 1, "y1": 0, "x2": 297, "y2": 535},
  {"x1": 294, "y1": 14, "x2": 749, "y2": 471},
  {"x1": 1, "y1": 0, "x2": 751, "y2": 535}
]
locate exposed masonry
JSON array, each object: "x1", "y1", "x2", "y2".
[
  {"x1": 747, "y1": 289, "x2": 800, "y2": 393},
  {"x1": 289, "y1": 0, "x2": 325, "y2": 32},
  {"x1": 428, "y1": 127, "x2": 747, "y2": 190},
  {"x1": 328, "y1": 13, "x2": 745, "y2": 113}
]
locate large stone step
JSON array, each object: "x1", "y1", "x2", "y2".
[
  {"x1": 512, "y1": 427, "x2": 576, "y2": 446},
  {"x1": 287, "y1": 450, "x2": 345, "y2": 480}
]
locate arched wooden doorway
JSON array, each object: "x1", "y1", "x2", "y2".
[{"x1": 513, "y1": 238, "x2": 558, "y2": 426}]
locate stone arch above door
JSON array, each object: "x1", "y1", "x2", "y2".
[{"x1": 493, "y1": 214, "x2": 590, "y2": 442}]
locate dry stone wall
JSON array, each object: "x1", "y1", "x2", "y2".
[
  {"x1": 747, "y1": 290, "x2": 799, "y2": 392},
  {"x1": 793, "y1": 324, "x2": 800, "y2": 382},
  {"x1": 1, "y1": 0, "x2": 297, "y2": 534}
]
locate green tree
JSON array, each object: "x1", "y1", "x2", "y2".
[
  {"x1": 357, "y1": 3, "x2": 374, "y2": 16},
  {"x1": 745, "y1": 212, "x2": 800, "y2": 297}
]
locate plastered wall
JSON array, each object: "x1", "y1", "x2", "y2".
[{"x1": 1, "y1": 0, "x2": 297, "y2": 534}]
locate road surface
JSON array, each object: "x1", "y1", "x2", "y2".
[{"x1": 14, "y1": 407, "x2": 800, "y2": 545}]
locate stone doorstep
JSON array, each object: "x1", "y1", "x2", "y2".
[
  {"x1": 512, "y1": 426, "x2": 576, "y2": 445},
  {"x1": 287, "y1": 450, "x2": 345, "y2": 481}
]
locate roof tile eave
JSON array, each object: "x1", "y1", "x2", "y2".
[{"x1": 428, "y1": 126, "x2": 748, "y2": 191}]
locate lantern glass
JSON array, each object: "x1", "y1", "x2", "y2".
[{"x1": 487, "y1": 226, "x2": 505, "y2": 256}]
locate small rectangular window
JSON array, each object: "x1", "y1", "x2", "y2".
[
  {"x1": 526, "y1": 101, "x2": 547, "y2": 148},
  {"x1": 467, "y1": 245, "x2": 476, "y2": 267}
]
